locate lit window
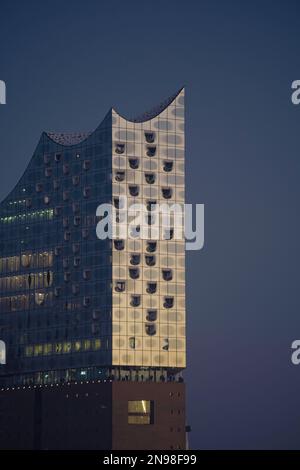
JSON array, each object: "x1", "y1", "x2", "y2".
[
  {"x1": 83, "y1": 159, "x2": 91, "y2": 170},
  {"x1": 35, "y1": 292, "x2": 45, "y2": 306},
  {"x1": 128, "y1": 400, "x2": 154, "y2": 425}
]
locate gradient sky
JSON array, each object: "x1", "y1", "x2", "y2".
[{"x1": 1, "y1": 0, "x2": 300, "y2": 449}]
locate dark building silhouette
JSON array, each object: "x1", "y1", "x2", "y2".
[{"x1": 0, "y1": 89, "x2": 186, "y2": 449}]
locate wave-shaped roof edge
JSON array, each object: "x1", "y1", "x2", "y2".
[
  {"x1": 112, "y1": 87, "x2": 184, "y2": 123},
  {"x1": 44, "y1": 87, "x2": 184, "y2": 147}
]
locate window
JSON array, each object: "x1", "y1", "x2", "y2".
[
  {"x1": 83, "y1": 159, "x2": 91, "y2": 170},
  {"x1": 115, "y1": 280, "x2": 125, "y2": 292},
  {"x1": 146, "y1": 146, "x2": 156, "y2": 157},
  {"x1": 63, "y1": 164, "x2": 70, "y2": 175},
  {"x1": 55, "y1": 153, "x2": 62, "y2": 162},
  {"x1": 83, "y1": 186, "x2": 91, "y2": 198},
  {"x1": 163, "y1": 160, "x2": 173, "y2": 172},
  {"x1": 130, "y1": 254, "x2": 140, "y2": 265},
  {"x1": 115, "y1": 170, "x2": 125, "y2": 182},
  {"x1": 145, "y1": 323, "x2": 156, "y2": 336},
  {"x1": 129, "y1": 158, "x2": 139, "y2": 169},
  {"x1": 114, "y1": 239, "x2": 125, "y2": 250},
  {"x1": 145, "y1": 132, "x2": 155, "y2": 143},
  {"x1": 45, "y1": 167, "x2": 52, "y2": 177},
  {"x1": 145, "y1": 173, "x2": 156, "y2": 184},
  {"x1": 146, "y1": 241, "x2": 157, "y2": 253},
  {"x1": 35, "y1": 183, "x2": 43, "y2": 193},
  {"x1": 130, "y1": 295, "x2": 141, "y2": 307},
  {"x1": 53, "y1": 179, "x2": 60, "y2": 190},
  {"x1": 115, "y1": 143, "x2": 125, "y2": 154},
  {"x1": 63, "y1": 191, "x2": 70, "y2": 201},
  {"x1": 129, "y1": 185, "x2": 139, "y2": 197},
  {"x1": 129, "y1": 268, "x2": 139, "y2": 279},
  {"x1": 162, "y1": 187, "x2": 172, "y2": 199},
  {"x1": 145, "y1": 255, "x2": 156, "y2": 266},
  {"x1": 162, "y1": 338, "x2": 169, "y2": 351},
  {"x1": 164, "y1": 296, "x2": 174, "y2": 309},
  {"x1": 146, "y1": 309, "x2": 157, "y2": 322},
  {"x1": 72, "y1": 175, "x2": 80, "y2": 186},
  {"x1": 128, "y1": 400, "x2": 154, "y2": 425},
  {"x1": 129, "y1": 337, "x2": 136, "y2": 349},
  {"x1": 146, "y1": 282, "x2": 157, "y2": 294},
  {"x1": 162, "y1": 269, "x2": 173, "y2": 281}
]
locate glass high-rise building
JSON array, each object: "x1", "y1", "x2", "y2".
[{"x1": 0, "y1": 89, "x2": 187, "y2": 450}]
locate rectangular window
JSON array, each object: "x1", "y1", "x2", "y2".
[{"x1": 128, "y1": 400, "x2": 154, "y2": 425}]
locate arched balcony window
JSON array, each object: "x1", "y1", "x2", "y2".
[
  {"x1": 163, "y1": 160, "x2": 173, "y2": 172},
  {"x1": 115, "y1": 170, "x2": 125, "y2": 182},
  {"x1": 162, "y1": 187, "x2": 172, "y2": 199},
  {"x1": 162, "y1": 269, "x2": 173, "y2": 281},
  {"x1": 146, "y1": 309, "x2": 157, "y2": 322},
  {"x1": 115, "y1": 280, "x2": 125, "y2": 293},
  {"x1": 129, "y1": 185, "x2": 139, "y2": 197},
  {"x1": 130, "y1": 254, "x2": 140, "y2": 265},
  {"x1": 145, "y1": 132, "x2": 155, "y2": 143},
  {"x1": 129, "y1": 268, "x2": 140, "y2": 280},
  {"x1": 146, "y1": 146, "x2": 156, "y2": 157},
  {"x1": 146, "y1": 241, "x2": 157, "y2": 253},
  {"x1": 145, "y1": 173, "x2": 156, "y2": 184},
  {"x1": 114, "y1": 239, "x2": 125, "y2": 250},
  {"x1": 145, "y1": 323, "x2": 156, "y2": 336},
  {"x1": 164, "y1": 297, "x2": 174, "y2": 309},
  {"x1": 115, "y1": 143, "x2": 125, "y2": 154},
  {"x1": 146, "y1": 282, "x2": 157, "y2": 294},
  {"x1": 129, "y1": 158, "x2": 139, "y2": 169},
  {"x1": 145, "y1": 255, "x2": 156, "y2": 267},
  {"x1": 130, "y1": 295, "x2": 141, "y2": 307}
]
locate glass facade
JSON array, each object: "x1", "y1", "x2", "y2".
[{"x1": 0, "y1": 89, "x2": 185, "y2": 387}]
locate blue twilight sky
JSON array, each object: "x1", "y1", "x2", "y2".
[{"x1": 1, "y1": 0, "x2": 300, "y2": 449}]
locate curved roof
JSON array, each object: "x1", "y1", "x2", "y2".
[
  {"x1": 44, "y1": 88, "x2": 184, "y2": 147},
  {"x1": 114, "y1": 87, "x2": 184, "y2": 123},
  {"x1": 46, "y1": 131, "x2": 93, "y2": 146}
]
